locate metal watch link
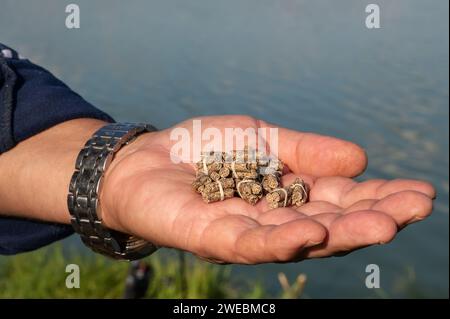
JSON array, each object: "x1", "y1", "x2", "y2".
[{"x1": 67, "y1": 122, "x2": 158, "y2": 260}]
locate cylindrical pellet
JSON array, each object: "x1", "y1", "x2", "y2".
[
  {"x1": 262, "y1": 173, "x2": 280, "y2": 192},
  {"x1": 192, "y1": 174, "x2": 212, "y2": 193}
]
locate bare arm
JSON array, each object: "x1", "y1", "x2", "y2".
[
  {"x1": 0, "y1": 119, "x2": 107, "y2": 224},
  {"x1": 0, "y1": 115, "x2": 435, "y2": 264}
]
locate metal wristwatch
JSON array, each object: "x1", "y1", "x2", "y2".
[{"x1": 67, "y1": 122, "x2": 158, "y2": 260}]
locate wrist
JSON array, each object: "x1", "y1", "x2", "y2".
[
  {"x1": 67, "y1": 123, "x2": 158, "y2": 260},
  {"x1": 99, "y1": 131, "x2": 157, "y2": 232}
]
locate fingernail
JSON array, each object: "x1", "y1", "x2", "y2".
[
  {"x1": 407, "y1": 215, "x2": 425, "y2": 225},
  {"x1": 305, "y1": 240, "x2": 323, "y2": 248}
]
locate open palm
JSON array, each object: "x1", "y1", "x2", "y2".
[{"x1": 100, "y1": 116, "x2": 435, "y2": 264}]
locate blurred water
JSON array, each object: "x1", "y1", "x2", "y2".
[{"x1": 1, "y1": 0, "x2": 448, "y2": 298}]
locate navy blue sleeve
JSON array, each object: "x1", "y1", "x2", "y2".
[{"x1": 0, "y1": 43, "x2": 115, "y2": 255}]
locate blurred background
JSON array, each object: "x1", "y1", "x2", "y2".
[{"x1": 0, "y1": 0, "x2": 448, "y2": 298}]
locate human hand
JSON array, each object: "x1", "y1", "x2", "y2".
[{"x1": 100, "y1": 115, "x2": 435, "y2": 264}]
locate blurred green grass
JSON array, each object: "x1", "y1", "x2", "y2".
[
  {"x1": 0, "y1": 245, "x2": 265, "y2": 298},
  {"x1": 0, "y1": 244, "x2": 442, "y2": 298}
]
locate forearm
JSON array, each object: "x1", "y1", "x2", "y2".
[
  {"x1": 0, "y1": 118, "x2": 108, "y2": 224},
  {"x1": 0, "y1": 43, "x2": 117, "y2": 254}
]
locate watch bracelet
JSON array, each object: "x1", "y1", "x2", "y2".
[{"x1": 67, "y1": 122, "x2": 158, "y2": 260}]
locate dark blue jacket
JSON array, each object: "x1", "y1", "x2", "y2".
[{"x1": 0, "y1": 43, "x2": 114, "y2": 255}]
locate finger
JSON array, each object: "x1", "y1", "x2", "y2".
[
  {"x1": 341, "y1": 193, "x2": 433, "y2": 227},
  {"x1": 311, "y1": 177, "x2": 436, "y2": 208},
  {"x1": 375, "y1": 179, "x2": 436, "y2": 199},
  {"x1": 261, "y1": 121, "x2": 367, "y2": 177},
  {"x1": 303, "y1": 210, "x2": 397, "y2": 258},
  {"x1": 341, "y1": 199, "x2": 376, "y2": 214},
  {"x1": 368, "y1": 191, "x2": 433, "y2": 227},
  {"x1": 197, "y1": 215, "x2": 327, "y2": 264}
]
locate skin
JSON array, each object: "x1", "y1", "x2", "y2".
[{"x1": 0, "y1": 116, "x2": 435, "y2": 264}]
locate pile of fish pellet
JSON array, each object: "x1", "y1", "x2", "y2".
[{"x1": 192, "y1": 150, "x2": 309, "y2": 209}]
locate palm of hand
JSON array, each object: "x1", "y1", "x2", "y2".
[{"x1": 101, "y1": 116, "x2": 435, "y2": 264}]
